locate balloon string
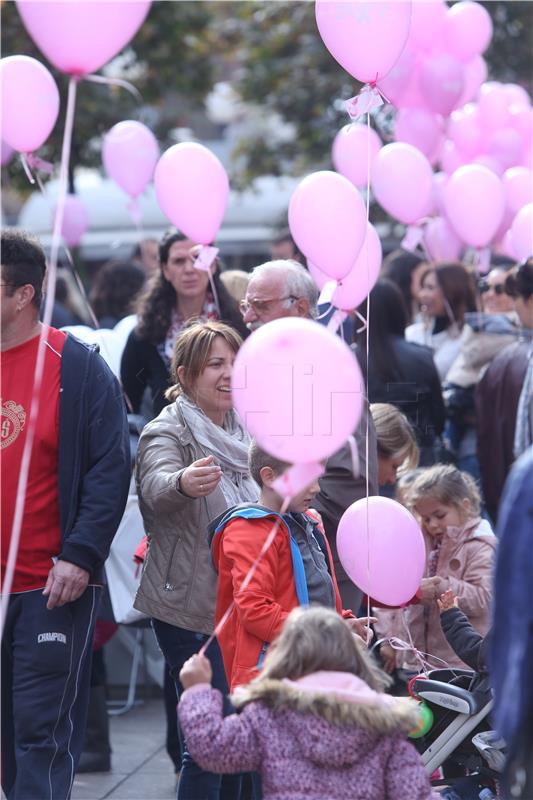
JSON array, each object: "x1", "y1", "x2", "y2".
[
  {"x1": 84, "y1": 73, "x2": 143, "y2": 103},
  {"x1": 364, "y1": 110, "x2": 372, "y2": 639},
  {"x1": 207, "y1": 269, "x2": 221, "y2": 319},
  {"x1": 0, "y1": 76, "x2": 78, "y2": 636},
  {"x1": 315, "y1": 301, "x2": 337, "y2": 321},
  {"x1": 19, "y1": 153, "x2": 36, "y2": 185},
  {"x1": 199, "y1": 496, "x2": 291, "y2": 658},
  {"x1": 22, "y1": 150, "x2": 101, "y2": 332}
]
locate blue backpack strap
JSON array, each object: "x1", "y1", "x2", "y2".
[{"x1": 289, "y1": 536, "x2": 309, "y2": 606}]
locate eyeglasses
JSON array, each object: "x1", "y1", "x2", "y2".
[
  {"x1": 478, "y1": 280, "x2": 507, "y2": 296},
  {"x1": 239, "y1": 295, "x2": 299, "y2": 316}
]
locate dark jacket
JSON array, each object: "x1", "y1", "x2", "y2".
[
  {"x1": 121, "y1": 332, "x2": 170, "y2": 417},
  {"x1": 440, "y1": 606, "x2": 487, "y2": 673},
  {"x1": 491, "y1": 446, "x2": 533, "y2": 770},
  {"x1": 58, "y1": 334, "x2": 130, "y2": 581},
  {"x1": 476, "y1": 338, "x2": 532, "y2": 522},
  {"x1": 365, "y1": 336, "x2": 445, "y2": 447}
]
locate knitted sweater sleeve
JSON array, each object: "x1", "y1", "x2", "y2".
[
  {"x1": 384, "y1": 737, "x2": 440, "y2": 800},
  {"x1": 178, "y1": 686, "x2": 262, "y2": 774}
]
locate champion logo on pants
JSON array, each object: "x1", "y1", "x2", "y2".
[{"x1": 37, "y1": 632, "x2": 67, "y2": 644}]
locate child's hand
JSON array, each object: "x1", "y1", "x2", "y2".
[
  {"x1": 346, "y1": 616, "x2": 377, "y2": 644},
  {"x1": 437, "y1": 589, "x2": 459, "y2": 614},
  {"x1": 179, "y1": 654, "x2": 213, "y2": 690},
  {"x1": 380, "y1": 642, "x2": 397, "y2": 674},
  {"x1": 418, "y1": 576, "x2": 447, "y2": 604}
]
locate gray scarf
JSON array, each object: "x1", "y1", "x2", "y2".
[{"x1": 178, "y1": 394, "x2": 258, "y2": 506}]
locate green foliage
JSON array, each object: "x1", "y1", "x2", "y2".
[
  {"x1": 1, "y1": 1, "x2": 215, "y2": 192},
  {"x1": 1, "y1": 0, "x2": 531, "y2": 193}
]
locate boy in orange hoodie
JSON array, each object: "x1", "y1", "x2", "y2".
[{"x1": 209, "y1": 441, "x2": 373, "y2": 691}]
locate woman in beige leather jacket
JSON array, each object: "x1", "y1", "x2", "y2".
[{"x1": 134, "y1": 320, "x2": 258, "y2": 799}]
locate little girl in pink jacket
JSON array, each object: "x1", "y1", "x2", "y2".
[
  {"x1": 379, "y1": 465, "x2": 496, "y2": 674},
  {"x1": 178, "y1": 607, "x2": 438, "y2": 800}
]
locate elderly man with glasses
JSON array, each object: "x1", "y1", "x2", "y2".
[{"x1": 239, "y1": 259, "x2": 378, "y2": 612}]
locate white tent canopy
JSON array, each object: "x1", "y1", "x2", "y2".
[{"x1": 18, "y1": 171, "x2": 299, "y2": 262}]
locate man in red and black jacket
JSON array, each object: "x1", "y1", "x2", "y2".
[{"x1": 1, "y1": 229, "x2": 130, "y2": 800}]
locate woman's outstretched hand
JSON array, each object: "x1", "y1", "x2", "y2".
[
  {"x1": 179, "y1": 455, "x2": 222, "y2": 498},
  {"x1": 180, "y1": 654, "x2": 213, "y2": 689}
]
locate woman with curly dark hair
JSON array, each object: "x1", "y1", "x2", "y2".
[{"x1": 120, "y1": 229, "x2": 247, "y2": 418}]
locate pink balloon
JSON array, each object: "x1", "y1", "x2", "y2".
[
  {"x1": 1, "y1": 140, "x2": 14, "y2": 166},
  {"x1": 409, "y1": 0, "x2": 447, "y2": 53},
  {"x1": 154, "y1": 143, "x2": 229, "y2": 245},
  {"x1": 395, "y1": 108, "x2": 443, "y2": 159},
  {"x1": 445, "y1": 1, "x2": 493, "y2": 62},
  {"x1": 337, "y1": 496, "x2": 426, "y2": 606},
  {"x1": 331, "y1": 123, "x2": 382, "y2": 189},
  {"x1": 232, "y1": 317, "x2": 364, "y2": 464},
  {"x1": 16, "y1": 1, "x2": 151, "y2": 76},
  {"x1": 444, "y1": 165, "x2": 505, "y2": 248},
  {"x1": 504, "y1": 84, "x2": 531, "y2": 110},
  {"x1": 510, "y1": 105, "x2": 533, "y2": 146},
  {"x1": 54, "y1": 195, "x2": 89, "y2": 248},
  {"x1": 478, "y1": 82, "x2": 512, "y2": 132},
  {"x1": 486, "y1": 128, "x2": 524, "y2": 171},
  {"x1": 371, "y1": 142, "x2": 433, "y2": 225},
  {"x1": 332, "y1": 223, "x2": 382, "y2": 310},
  {"x1": 419, "y1": 53, "x2": 465, "y2": 116},
  {"x1": 439, "y1": 139, "x2": 470, "y2": 174},
  {"x1": 432, "y1": 171, "x2": 449, "y2": 216},
  {"x1": 378, "y1": 46, "x2": 424, "y2": 109},
  {"x1": 103, "y1": 121, "x2": 159, "y2": 199},
  {"x1": 501, "y1": 228, "x2": 518, "y2": 260},
  {"x1": 447, "y1": 103, "x2": 482, "y2": 157},
  {"x1": 0, "y1": 56, "x2": 59, "y2": 153},
  {"x1": 307, "y1": 261, "x2": 330, "y2": 292},
  {"x1": 315, "y1": 1, "x2": 412, "y2": 84},
  {"x1": 424, "y1": 217, "x2": 463, "y2": 262},
  {"x1": 472, "y1": 154, "x2": 504, "y2": 177},
  {"x1": 457, "y1": 55, "x2": 487, "y2": 106},
  {"x1": 289, "y1": 171, "x2": 367, "y2": 280},
  {"x1": 509, "y1": 203, "x2": 533, "y2": 260}
]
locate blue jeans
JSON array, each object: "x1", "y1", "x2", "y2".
[{"x1": 151, "y1": 619, "x2": 242, "y2": 800}]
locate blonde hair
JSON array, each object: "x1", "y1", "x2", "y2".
[
  {"x1": 370, "y1": 403, "x2": 419, "y2": 472},
  {"x1": 409, "y1": 464, "x2": 481, "y2": 517},
  {"x1": 165, "y1": 319, "x2": 242, "y2": 402},
  {"x1": 250, "y1": 607, "x2": 389, "y2": 692},
  {"x1": 219, "y1": 269, "x2": 250, "y2": 304}
]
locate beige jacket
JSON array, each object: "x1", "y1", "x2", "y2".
[
  {"x1": 134, "y1": 402, "x2": 250, "y2": 633},
  {"x1": 375, "y1": 519, "x2": 496, "y2": 671}
]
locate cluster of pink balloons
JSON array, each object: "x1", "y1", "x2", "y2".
[{"x1": 325, "y1": 1, "x2": 531, "y2": 262}]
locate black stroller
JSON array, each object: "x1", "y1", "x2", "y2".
[{"x1": 410, "y1": 669, "x2": 503, "y2": 795}]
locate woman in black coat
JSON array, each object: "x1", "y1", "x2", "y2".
[
  {"x1": 120, "y1": 229, "x2": 247, "y2": 419},
  {"x1": 357, "y1": 279, "x2": 445, "y2": 465}
]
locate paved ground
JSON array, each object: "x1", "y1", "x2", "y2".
[{"x1": 72, "y1": 698, "x2": 177, "y2": 800}]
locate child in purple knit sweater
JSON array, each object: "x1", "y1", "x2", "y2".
[{"x1": 178, "y1": 607, "x2": 438, "y2": 800}]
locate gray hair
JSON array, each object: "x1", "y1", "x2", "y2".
[{"x1": 250, "y1": 259, "x2": 319, "y2": 319}]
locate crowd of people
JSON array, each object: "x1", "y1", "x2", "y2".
[{"x1": 1, "y1": 225, "x2": 532, "y2": 800}]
